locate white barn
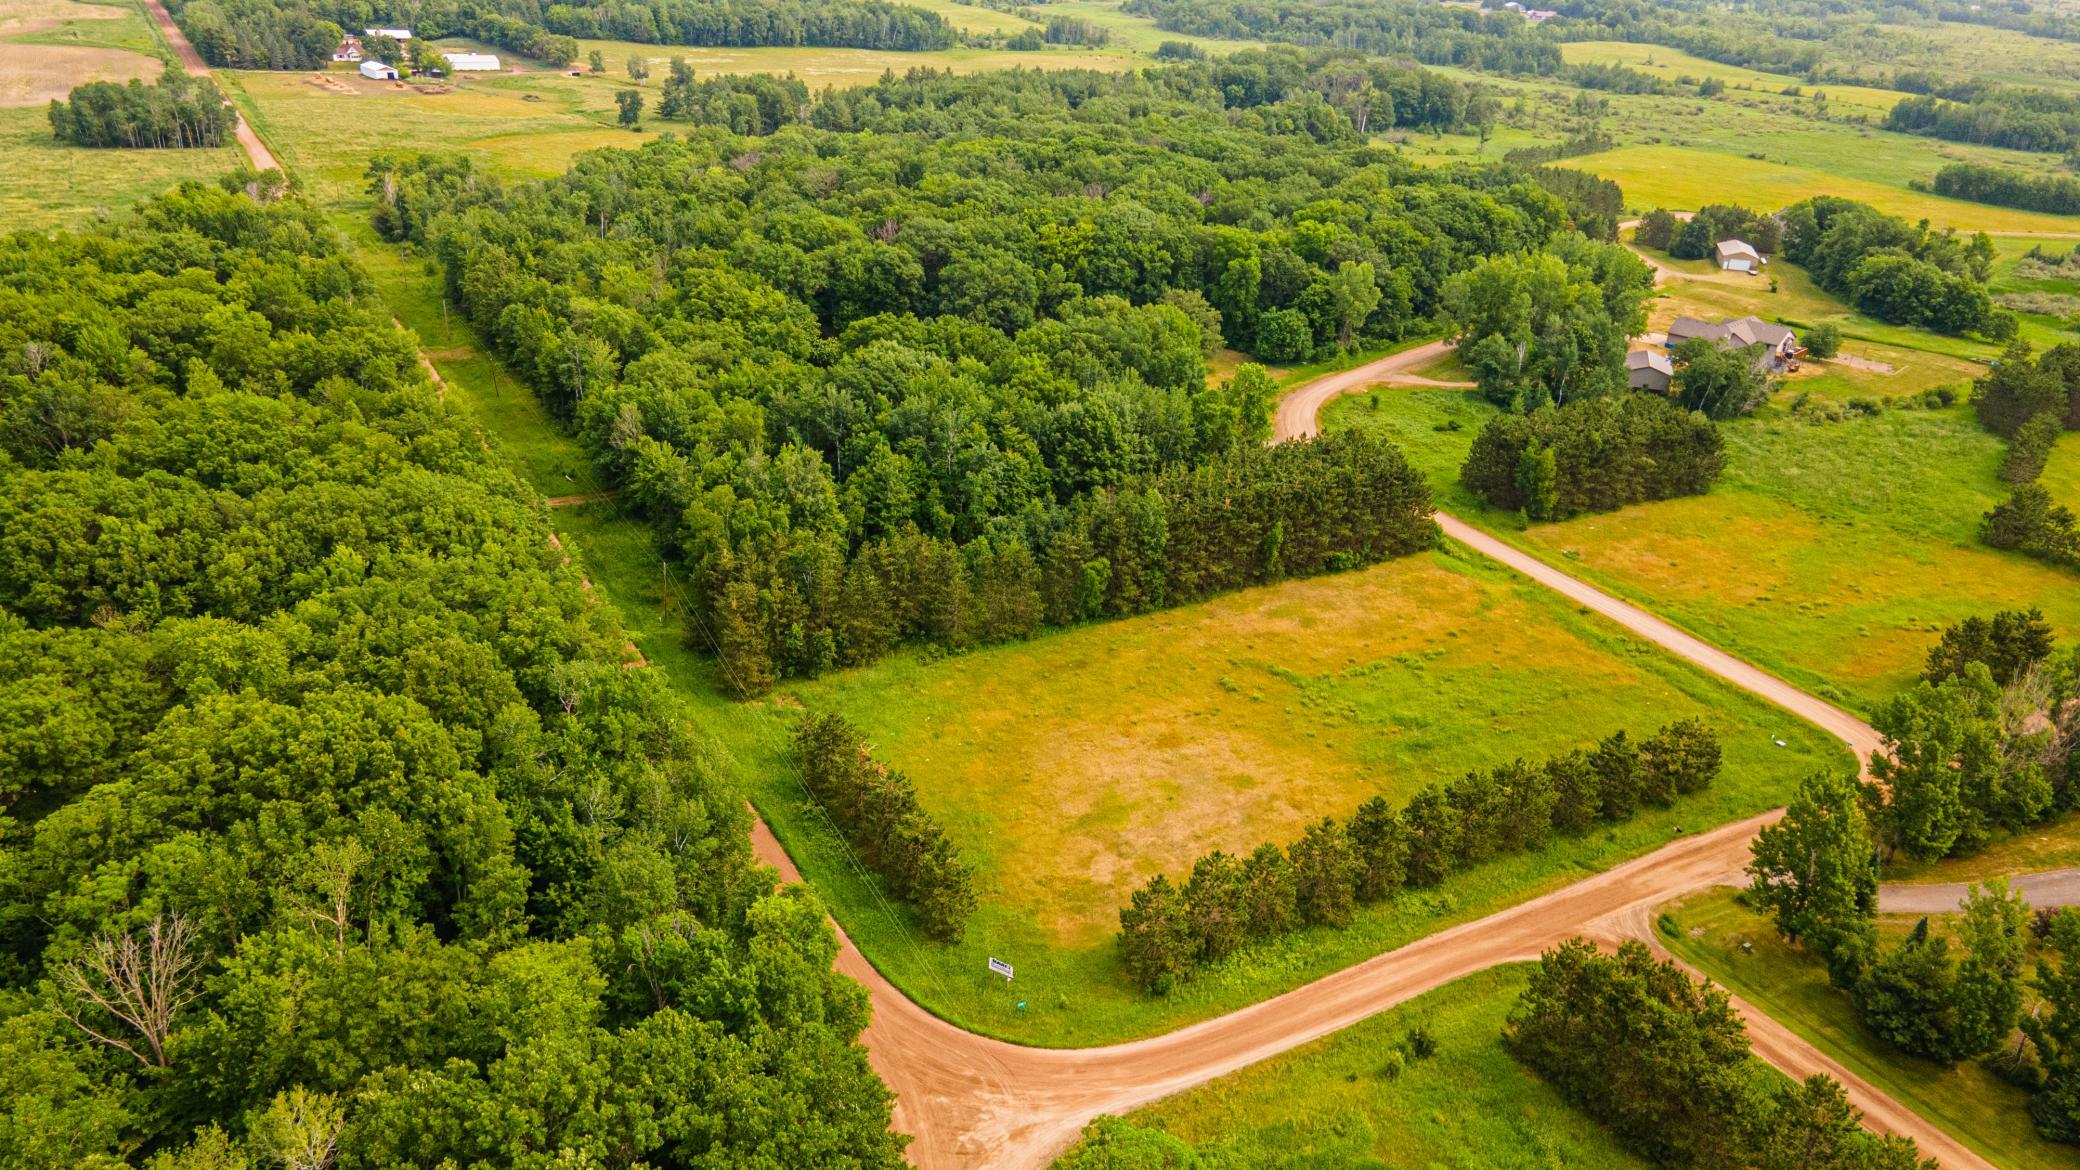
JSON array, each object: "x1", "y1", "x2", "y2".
[
  {"x1": 445, "y1": 52, "x2": 502, "y2": 71},
  {"x1": 1715, "y1": 239, "x2": 1766, "y2": 273},
  {"x1": 360, "y1": 60, "x2": 399, "y2": 80}
]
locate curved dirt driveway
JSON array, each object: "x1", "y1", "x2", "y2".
[{"x1": 736, "y1": 366, "x2": 2009, "y2": 1170}]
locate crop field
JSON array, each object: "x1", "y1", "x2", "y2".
[
  {"x1": 1, "y1": 0, "x2": 160, "y2": 105},
  {"x1": 1050, "y1": 965, "x2": 1651, "y2": 1168},
  {"x1": 1663, "y1": 889, "x2": 2080, "y2": 1170}
]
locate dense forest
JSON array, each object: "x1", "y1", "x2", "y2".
[
  {"x1": 47, "y1": 68, "x2": 233, "y2": 149},
  {"x1": 1120, "y1": 0, "x2": 1563, "y2": 74},
  {"x1": 368, "y1": 63, "x2": 1603, "y2": 693},
  {"x1": 1886, "y1": 87, "x2": 2080, "y2": 154},
  {"x1": 0, "y1": 185, "x2": 904, "y2": 1167},
  {"x1": 168, "y1": 0, "x2": 954, "y2": 69}
]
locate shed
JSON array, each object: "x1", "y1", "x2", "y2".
[
  {"x1": 1626, "y1": 349, "x2": 1674, "y2": 393},
  {"x1": 445, "y1": 52, "x2": 502, "y2": 71},
  {"x1": 1715, "y1": 239, "x2": 1766, "y2": 273},
  {"x1": 360, "y1": 60, "x2": 399, "y2": 80}
]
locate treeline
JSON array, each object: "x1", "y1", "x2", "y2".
[
  {"x1": 461, "y1": 11, "x2": 580, "y2": 66},
  {"x1": 1561, "y1": 60, "x2": 1668, "y2": 94},
  {"x1": 1507, "y1": 939, "x2": 1938, "y2": 1169},
  {"x1": 1781, "y1": 195, "x2": 2010, "y2": 339},
  {"x1": 1886, "y1": 89, "x2": 2080, "y2": 155},
  {"x1": 1931, "y1": 162, "x2": 2080, "y2": 216},
  {"x1": 47, "y1": 67, "x2": 233, "y2": 149},
  {"x1": 706, "y1": 433, "x2": 1439, "y2": 694},
  {"x1": 794, "y1": 714, "x2": 975, "y2": 941},
  {"x1": 366, "y1": 67, "x2": 1577, "y2": 692},
  {"x1": 1116, "y1": 721, "x2": 1720, "y2": 992},
  {"x1": 168, "y1": 0, "x2": 344, "y2": 69},
  {"x1": 1119, "y1": 0, "x2": 1564, "y2": 75},
  {"x1": 1635, "y1": 202, "x2": 1782, "y2": 260},
  {"x1": 539, "y1": 0, "x2": 956, "y2": 50},
  {"x1": 1974, "y1": 341, "x2": 2080, "y2": 569},
  {"x1": 1502, "y1": 128, "x2": 1613, "y2": 166},
  {"x1": 0, "y1": 183, "x2": 904, "y2": 1166},
  {"x1": 1460, "y1": 395, "x2": 1725, "y2": 520}
]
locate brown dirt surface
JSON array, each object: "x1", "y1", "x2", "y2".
[{"x1": 135, "y1": 0, "x2": 276, "y2": 170}]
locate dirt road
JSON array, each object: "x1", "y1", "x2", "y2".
[
  {"x1": 1270, "y1": 339, "x2": 1460, "y2": 440},
  {"x1": 137, "y1": 0, "x2": 279, "y2": 171},
  {"x1": 1881, "y1": 869, "x2": 2080, "y2": 915},
  {"x1": 726, "y1": 366, "x2": 1985, "y2": 1170}
]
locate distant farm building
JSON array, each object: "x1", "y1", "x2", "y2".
[
  {"x1": 445, "y1": 52, "x2": 502, "y2": 71},
  {"x1": 1626, "y1": 349, "x2": 1674, "y2": 393},
  {"x1": 360, "y1": 60, "x2": 400, "y2": 80},
  {"x1": 365, "y1": 26, "x2": 412, "y2": 39},
  {"x1": 332, "y1": 35, "x2": 362, "y2": 61},
  {"x1": 1715, "y1": 239, "x2": 1766, "y2": 272},
  {"x1": 1667, "y1": 315, "x2": 1802, "y2": 370}
]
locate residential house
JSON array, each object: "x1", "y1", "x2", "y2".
[
  {"x1": 332, "y1": 35, "x2": 362, "y2": 62},
  {"x1": 1715, "y1": 239, "x2": 1766, "y2": 272},
  {"x1": 444, "y1": 52, "x2": 502, "y2": 71},
  {"x1": 1626, "y1": 349, "x2": 1674, "y2": 393},
  {"x1": 360, "y1": 60, "x2": 400, "y2": 80},
  {"x1": 1665, "y1": 315, "x2": 1802, "y2": 369}
]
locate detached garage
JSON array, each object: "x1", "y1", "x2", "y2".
[{"x1": 361, "y1": 60, "x2": 399, "y2": 80}]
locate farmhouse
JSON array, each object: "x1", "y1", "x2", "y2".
[
  {"x1": 360, "y1": 60, "x2": 400, "y2": 81},
  {"x1": 1715, "y1": 239, "x2": 1766, "y2": 272},
  {"x1": 1666, "y1": 315, "x2": 1802, "y2": 369},
  {"x1": 444, "y1": 52, "x2": 502, "y2": 71},
  {"x1": 332, "y1": 35, "x2": 362, "y2": 62},
  {"x1": 1626, "y1": 349, "x2": 1674, "y2": 393}
]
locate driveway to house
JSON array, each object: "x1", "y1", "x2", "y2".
[
  {"x1": 723, "y1": 360, "x2": 2009, "y2": 1170},
  {"x1": 1880, "y1": 869, "x2": 2080, "y2": 915},
  {"x1": 1269, "y1": 338, "x2": 1467, "y2": 440},
  {"x1": 138, "y1": 0, "x2": 279, "y2": 171}
]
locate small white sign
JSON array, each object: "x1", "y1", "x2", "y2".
[{"x1": 988, "y1": 957, "x2": 1014, "y2": 981}]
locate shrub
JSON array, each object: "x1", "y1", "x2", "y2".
[
  {"x1": 2004, "y1": 411, "x2": 2064, "y2": 483},
  {"x1": 1803, "y1": 322, "x2": 1842, "y2": 359}
]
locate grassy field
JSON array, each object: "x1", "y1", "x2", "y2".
[
  {"x1": 0, "y1": 0, "x2": 244, "y2": 228},
  {"x1": 1505, "y1": 406, "x2": 2080, "y2": 714},
  {"x1": 1050, "y1": 965, "x2": 1651, "y2": 1169},
  {"x1": 1663, "y1": 888, "x2": 2080, "y2": 1170},
  {"x1": 221, "y1": 67, "x2": 655, "y2": 212},
  {"x1": 1561, "y1": 40, "x2": 1908, "y2": 115},
  {"x1": 1570, "y1": 144, "x2": 2080, "y2": 234},
  {"x1": 579, "y1": 37, "x2": 1138, "y2": 89},
  {"x1": 788, "y1": 544, "x2": 1842, "y2": 950}
]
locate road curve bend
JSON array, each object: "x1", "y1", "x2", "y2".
[{"x1": 734, "y1": 364, "x2": 1958, "y2": 1170}]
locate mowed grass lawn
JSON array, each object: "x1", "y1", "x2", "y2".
[
  {"x1": 1051, "y1": 965, "x2": 1651, "y2": 1169},
  {"x1": 1663, "y1": 889, "x2": 2080, "y2": 1170}
]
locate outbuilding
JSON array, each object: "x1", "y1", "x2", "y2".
[
  {"x1": 444, "y1": 52, "x2": 502, "y2": 71},
  {"x1": 1715, "y1": 238, "x2": 1766, "y2": 273},
  {"x1": 1625, "y1": 349, "x2": 1674, "y2": 393},
  {"x1": 360, "y1": 60, "x2": 399, "y2": 80}
]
